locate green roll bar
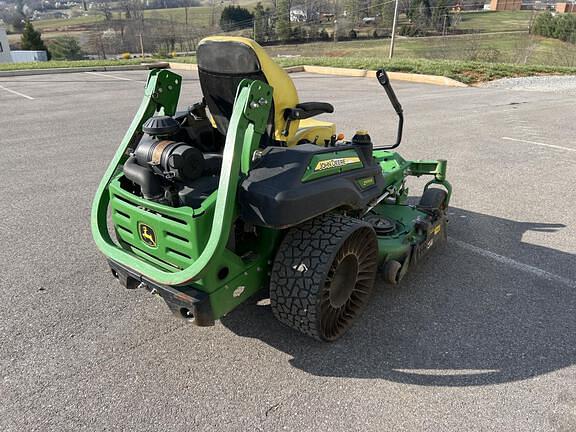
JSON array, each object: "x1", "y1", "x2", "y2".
[{"x1": 91, "y1": 69, "x2": 273, "y2": 286}]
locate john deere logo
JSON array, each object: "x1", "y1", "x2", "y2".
[
  {"x1": 139, "y1": 223, "x2": 157, "y2": 247},
  {"x1": 315, "y1": 156, "x2": 360, "y2": 172}
]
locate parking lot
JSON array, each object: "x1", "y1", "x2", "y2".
[{"x1": 0, "y1": 70, "x2": 575, "y2": 431}]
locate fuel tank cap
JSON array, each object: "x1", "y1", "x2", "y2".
[{"x1": 142, "y1": 116, "x2": 180, "y2": 136}]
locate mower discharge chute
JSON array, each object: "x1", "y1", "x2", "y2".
[{"x1": 92, "y1": 37, "x2": 451, "y2": 341}]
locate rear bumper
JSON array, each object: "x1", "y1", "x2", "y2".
[{"x1": 108, "y1": 259, "x2": 215, "y2": 326}]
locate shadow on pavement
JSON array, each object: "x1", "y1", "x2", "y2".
[{"x1": 221, "y1": 207, "x2": 575, "y2": 386}]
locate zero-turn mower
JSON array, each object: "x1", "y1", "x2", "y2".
[{"x1": 92, "y1": 36, "x2": 452, "y2": 341}]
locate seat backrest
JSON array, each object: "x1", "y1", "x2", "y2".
[{"x1": 196, "y1": 36, "x2": 300, "y2": 143}]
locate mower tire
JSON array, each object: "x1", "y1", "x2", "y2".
[{"x1": 270, "y1": 213, "x2": 379, "y2": 341}]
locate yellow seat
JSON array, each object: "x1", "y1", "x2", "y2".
[{"x1": 196, "y1": 36, "x2": 335, "y2": 146}]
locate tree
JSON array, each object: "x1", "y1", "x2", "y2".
[
  {"x1": 532, "y1": 11, "x2": 555, "y2": 38},
  {"x1": 254, "y1": 2, "x2": 266, "y2": 42},
  {"x1": 554, "y1": 14, "x2": 576, "y2": 44},
  {"x1": 220, "y1": 5, "x2": 253, "y2": 32},
  {"x1": 47, "y1": 36, "x2": 84, "y2": 60},
  {"x1": 97, "y1": 4, "x2": 113, "y2": 21},
  {"x1": 431, "y1": 0, "x2": 451, "y2": 32},
  {"x1": 345, "y1": 0, "x2": 360, "y2": 22},
  {"x1": 381, "y1": 1, "x2": 396, "y2": 28},
  {"x1": 407, "y1": 0, "x2": 431, "y2": 24},
  {"x1": 20, "y1": 21, "x2": 50, "y2": 59},
  {"x1": 276, "y1": 0, "x2": 291, "y2": 42}
]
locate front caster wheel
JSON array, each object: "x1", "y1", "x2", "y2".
[
  {"x1": 382, "y1": 260, "x2": 402, "y2": 285},
  {"x1": 270, "y1": 214, "x2": 379, "y2": 341}
]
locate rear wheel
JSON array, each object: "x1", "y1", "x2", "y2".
[{"x1": 270, "y1": 214, "x2": 379, "y2": 341}]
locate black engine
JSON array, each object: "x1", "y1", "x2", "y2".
[{"x1": 122, "y1": 103, "x2": 223, "y2": 208}]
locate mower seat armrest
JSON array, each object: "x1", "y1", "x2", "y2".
[{"x1": 284, "y1": 102, "x2": 334, "y2": 121}]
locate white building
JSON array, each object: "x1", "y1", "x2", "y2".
[
  {"x1": 0, "y1": 27, "x2": 12, "y2": 63},
  {"x1": 290, "y1": 7, "x2": 308, "y2": 22},
  {"x1": 11, "y1": 50, "x2": 48, "y2": 62}
]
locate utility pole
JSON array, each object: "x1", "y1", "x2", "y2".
[
  {"x1": 388, "y1": 0, "x2": 399, "y2": 59},
  {"x1": 333, "y1": 0, "x2": 338, "y2": 42},
  {"x1": 139, "y1": 33, "x2": 144, "y2": 59},
  {"x1": 333, "y1": 19, "x2": 338, "y2": 42}
]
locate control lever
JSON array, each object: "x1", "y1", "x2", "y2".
[{"x1": 374, "y1": 69, "x2": 404, "y2": 150}]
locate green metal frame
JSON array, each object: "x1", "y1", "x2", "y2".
[
  {"x1": 91, "y1": 69, "x2": 274, "y2": 288},
  {"x1": 92, "y1": 69, "x2": 451, "y2": 323}
]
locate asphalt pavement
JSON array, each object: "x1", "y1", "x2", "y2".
[{"x1": 0, "y1": 70, "x2": 574, "y2": 432}]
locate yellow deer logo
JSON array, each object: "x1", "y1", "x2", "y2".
[{"x1": 139, "y1": 223, "x2": 157, "y2": 247}]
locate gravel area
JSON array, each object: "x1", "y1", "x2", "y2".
[{"x1": 481, "y1": 75, "x2": 576, "y2": 93}]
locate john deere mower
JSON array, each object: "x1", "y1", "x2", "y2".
[{"x1": 92, "y1": 37, "x2": 451, "y2": 341}]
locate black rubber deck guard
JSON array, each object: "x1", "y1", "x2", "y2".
[{"x1": 107, "y1": 259, "x2": 215, "y2": 326}]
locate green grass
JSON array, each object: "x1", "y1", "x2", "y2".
[
  {"x1": 456, "y1": 11, "x2": 534, "y2": 32},
  {"x1": 2, "y1": 54, "x2": 575, "y2": 83},
  {"x1": 28, "y1": 13, "x2": 105, "y2": 31},
  {"x1": 22, "y1": 0, "x2": 272, "y2": 33},
  {"x1": 260, "y1": 34, "x2": 576, "y2": 67},
  {"x1": 169, "y1": 55, "x2": 576, "y2": 84},
  {"x1": 277, "y1": 57, "x2": 576, "y2": 84},
  {"x1": 0, "y1": 58, "x2": 151, "y2": 71}
]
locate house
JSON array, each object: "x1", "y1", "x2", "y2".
[
  {"x1": 290, "y1": 7, "x2": 308, "y2": 22},
  {"x1": 488, "y1": 0, "x2": 523, "y2": 10},
  {"x1": 362, "y1": 17, "x2": 377, "y2": 25},
  {"x1": 290, "y1": 6, "x2": 320, "y2": 22},
  {"x1": 556, "y1": 2, "x2": 576, "y2": 12},
  {"x1": 0, "y1": 27, "x2": 12, "y2": 63}
]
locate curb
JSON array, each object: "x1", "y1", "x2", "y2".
[
  {"x1": 169, "y1": 63, "x2": 307, "y2": 74},
  {"x1": 0, "y1": 62, "x2": 169, "y2": 78},
  {"x1": 168, "y1": 62, "x2": 198, "y2": 71},
  {"x1": 1, "y1": 61, "x2": 467, "y2": 87},
  {"x1": 301, "y1": 65, "x2": 467, "y2": 87},
  {"x1": 168, "y1": 63, "x2": 466, "y2": 87}
]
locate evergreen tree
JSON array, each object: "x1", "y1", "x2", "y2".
[
  {"x1": 20, "y1": 21, "x2": 50, "y2": 59},
  {"x1": 48, "y1": 36, "x2": 84, "y2": 60},
  {"x1": 554, "y1": 13, "x2": 576, "y2": 43},
  {"x1": 276, "y1": 0, "x2": 291, "y2": 42},
  {"x1": 532, "y1": 11, "x2": 555, "y2": 38},
  {"x1": 254, "y1": 2, "x2": 265, "y2": 42},
  {"x1": 220, "y1": 6, "x2": 253, "y2": 32}
]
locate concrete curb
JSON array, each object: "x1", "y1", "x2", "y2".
[
  {"x1": 283, "y1": 66, "x2": 306, "y2": 73},
  {"x1": 168, "y1": 62, "x2": 198, "y2": 71},
  {"x1": 169, "y1": 63, "x2": 308, "y2": 74},
  {"x1": 301, "y1": 65, "x2": 468, "y2": 87},
  {"x1": 0, "y1": 62, "x2": 169, "y2": 78},
  {"x1": 168, "y1": 62, "x2": 465, "y2": 87},
  {"x1": 1, "y1": 61, "x2": 467, "y2": 87}
]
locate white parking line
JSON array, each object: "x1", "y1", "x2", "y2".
[
  {"x1": 502, "y1": 136, "x2": 576, "y2": 153},
  {"x1": 84, "y1": 71, "x2": 146, "y2": 84},
  {"x1": 393, "y1": 368, "x2": 500, "y2": 376},
  {"x1": 85, "y1": 71, "x2": 133, "y2": 81},
  {"x1": 0, "y1": 84, "x2": 34, "y2": 100},
  {"x1": 450, "y1": 237, "x2": 576, "y2": 289}
]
